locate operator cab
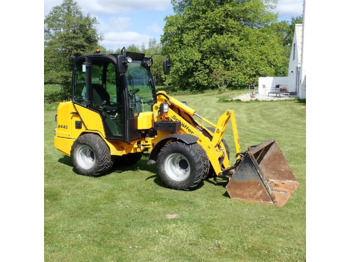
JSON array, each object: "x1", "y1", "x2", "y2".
[{"x1": 71, "y1": 50, "x2": 158, "y2": 142}]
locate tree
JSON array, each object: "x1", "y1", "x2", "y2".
[
  {"x1": 285, "y1": 16, "x2": 303, "y2": 46},
  {"x1": 271, "y1": 15, "x2": 303, "y2": 75},
  {"x1": 144, "y1": 39, "x2": 167, "y2": 87},
  {"x1": 162, "y1": 0, "x2": 287, "y2": 91},
  {"x1": 126, "y1": 44, "x2": 142, "y2": 53},
  {"x1": 44, "y1": 0, "x2": 101, "y2": 99}
]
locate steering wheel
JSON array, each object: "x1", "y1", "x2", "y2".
[{"x1": 129, "y1": 88, "x2": 140, "y2": 97}]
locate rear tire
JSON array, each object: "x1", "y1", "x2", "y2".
[
  {"x1": 71, "y1": 133, "x2": 113, "y2": 176},
  {"x1": 157, "y1": 141, "x2": 209, "y2": 190}
]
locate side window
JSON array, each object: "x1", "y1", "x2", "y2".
[
  {"x1": 90, "y1": 60, "x2": 124, "y2": 138},
  {"x1": 106, "y1": 63, "x2": 117, "y2": 103},
  {"x1": 91, "y1": 64, "x2": 103, "y2": 85},
  {"x1": 126, "y1": 61, "x2": 154, "y2": 117},
  {"x1": 73, "y1": 59, "x2": 87, "y2": 106},
  {"x1": 91, "y1": 63, "x2": 107, "y2": 108},
  {"x1": 293, "y1": 43, "x2": 296, "y2": 60}
]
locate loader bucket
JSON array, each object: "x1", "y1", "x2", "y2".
[{"x1": 226, "y1": 138, "x2": 299, "y2": 207}]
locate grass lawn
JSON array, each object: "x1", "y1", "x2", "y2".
[{"x1": 44, "y1": 89, "x2": 306, "y2": 261}]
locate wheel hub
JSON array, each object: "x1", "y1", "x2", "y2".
[
  {"x1": 76, "y1": 145, "x2": 95, "y2": 170},
  {"x1": 164, "y1": 153, "x2": 190, "y2": 181}
]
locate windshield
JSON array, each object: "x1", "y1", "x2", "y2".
[{"x1": 126, "y1": 61, "x2": 155, "y2": 116}]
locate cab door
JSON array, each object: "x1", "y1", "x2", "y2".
[{"x1": 72, "y1": 56, "x2": 126, "y2": 141}]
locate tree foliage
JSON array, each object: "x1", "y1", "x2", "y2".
[
  {"x1": 44, "y1": 0, "x2": 302, "y2": 102},
  {"x1": 272, "y1": 16, "x2": 303, "y2": 63},
  {"x1": 118, "y1": 39, "x2": 167, "y2": 86},
  {"x1": 44, "y1": 0, "x2": 101, "y2": 99},
  {"x1": 162, "y1": 0, "x2": 288, "y2": 91},
  {"x1": 144, "y1": 39, "x2": 167, "y2": 87}
]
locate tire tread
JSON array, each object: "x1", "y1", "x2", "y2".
[
  {"x1": 157, "y1": 141, "x2": 209, "y2": 190},
  {"x1": 71, "y1": 133, "x2": 113, "y2": 176}
]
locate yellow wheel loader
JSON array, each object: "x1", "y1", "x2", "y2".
[{"x1": 54, "y1": 48, "x2": 299, "y2": 207}]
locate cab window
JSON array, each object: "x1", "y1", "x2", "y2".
[
  {"x1": 126, "y1": 61, "x2": 154, "y2": 117},
  {"x1": 73, "y1": 59, "x2": 87, "y2": 106}
]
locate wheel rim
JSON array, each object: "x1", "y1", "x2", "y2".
[
  {"x1": 164, "y1": 153, "x2": 190, "y2": 181},
  {"x1": 76, "y1": 145, "x2": 95, "y2": 170}
]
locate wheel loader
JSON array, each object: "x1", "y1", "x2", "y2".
[{"x1": 54, "y1": 48, "x2": 299, "y2": 207}]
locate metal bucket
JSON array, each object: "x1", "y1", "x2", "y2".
[{"x1": 226, "y1": 138, "x2": 299, "y2": 207}]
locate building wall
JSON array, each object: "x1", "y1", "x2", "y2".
[
  {"x1": 258, "y1": 19, "x2": 306, "y2": 99},
  {"x1": 258, "y1": 77, "x2": 289, "y2": 95},
  {"x1": 299, "y1": 76, "x2": 306, "y2": 99},
  {"x1": 299, "y1": 0, "x2": 306, "y2": 99},
  {"x1": 288, "y1": 24, "x2": 303, "y2": 94}
]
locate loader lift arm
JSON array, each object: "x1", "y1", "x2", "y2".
[
  {"x1": 194, "y1": 110, "x2": 241, "y2": 159},
  {"x1": 155, "y1": 91, "x2": 242, "y2": 177},
  {"x1": 153, "y1": 91, "x2": 299, "y2": 207}
]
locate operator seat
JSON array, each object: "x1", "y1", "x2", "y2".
[
  {"x1": 91, "y1": 84, "x2": 123, "y2": 137},
  {"x1": 92, "y1": 84, "x2": 110, "y2": 107}
]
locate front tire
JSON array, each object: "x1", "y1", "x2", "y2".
[
  {"x1": 71, "y1": 133, "x2": 113, "y2": 176},
  {"x1": 157, "y1": 141, "x2": 209, "y2": 190}
]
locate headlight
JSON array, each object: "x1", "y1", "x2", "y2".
[{"x1": 160, "y1": 102, "x2": 169, "y2": 114}]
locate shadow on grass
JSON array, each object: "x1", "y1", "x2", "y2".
[
  {"x1": 112, "y1": 157, "x2": 206, "y2": 191},
  {"x1": 145, "y1": 174, "x2": 167, "y2": 189},
  {"x1": 205, "y1": 176, "x2": 229, "y2": 188},
  {"x1": 58, "y1": 155, "x2": 157, "y2": 177},
  {"x1": 58, "y1": 156, "x2": 226, "y2": 194},
  {"x1": 205, "y1": 176, "x2": 233, "y2": 199},
  {"x1": 145, "y1": 174, "x2": 206, "y2": 191},
  {"x1": 58, "y1": 155, "x2": 73, "y2": 167}
]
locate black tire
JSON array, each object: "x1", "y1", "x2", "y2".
[
  {"x1": 71, "y1": 133, "x2": 113, "y2": 176},
  {"x1": 157, "y1": 141, "x2": 210, "y2": 190},
  {"x1": 112, "y1": 152, "x2": 143, "y2": 168}
]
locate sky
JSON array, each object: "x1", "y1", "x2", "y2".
[{"x1": 44, "y1": 0, "x2": 304, "y2": 51}]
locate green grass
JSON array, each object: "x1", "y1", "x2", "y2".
[{"x1": 45, "y1": 89, "x2": 305, "y2": 261}]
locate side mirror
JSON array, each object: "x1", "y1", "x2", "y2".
[
  {"x1": 163, "y1": 59, "x2": 171, "y2": 75},
  {"x1": 117, "y1": 55, "x2": 128, "y2": 73}
]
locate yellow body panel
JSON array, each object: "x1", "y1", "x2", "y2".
[
  {"x1": 54, "y1": 136, "x2": 75, "y2": 156},
  {"x1": 168, "y1": 109, "x2": 198, "y2": 137},
  {"x1": 137, "y1": 112, "x2": 154, "y2": 130},
  {"x1": 55, "y1": 102, "x2": 86, "y2": 155},
  {"x1": 108, "y1": 139, "x2": 143, "y2": 156},
  {"x1": 74, "y1": 104, "x2": 105, "y2": 137},
  {"x1": 55, "y1": 102, "x2": 76, "y2": 138}
]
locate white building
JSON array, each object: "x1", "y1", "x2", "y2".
[
  {"x1": 299, "y1": 0, "x2": 306, "y2": 99},
  {"x1": 258, "y1": 0, "x2": 306, "y2": 99},
  {"x1": 287, "y1": 24, "x2": 303, "y2": 97}
]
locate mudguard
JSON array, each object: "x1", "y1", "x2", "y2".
[{"x1": 147, "y1": 133, "x2": 199, "y2": 164}]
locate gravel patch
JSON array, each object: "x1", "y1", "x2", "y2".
[{"x1": 228, "y1": 93, "x2": 296, "y2": 102}]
